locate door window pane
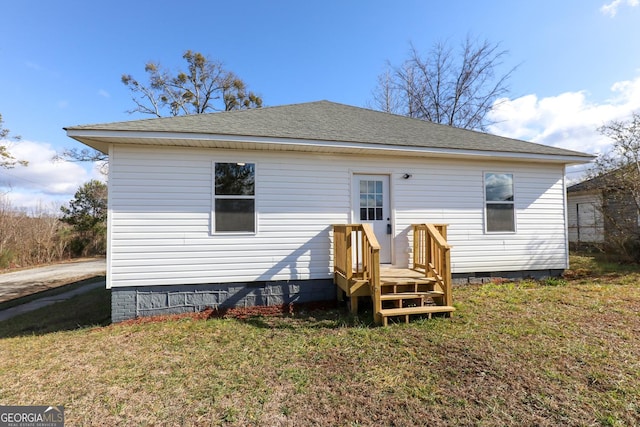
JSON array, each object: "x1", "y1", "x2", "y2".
[{"x1": 359, "y1": 179, "x2": 384, "y2": 221}]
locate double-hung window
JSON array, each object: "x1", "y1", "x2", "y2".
[
  {"x1": 485, "y1": 172, "x2": 515, "y2": 233},
  {"x1": 214, "y1": 162, "x2": 256, "y2": 233}
]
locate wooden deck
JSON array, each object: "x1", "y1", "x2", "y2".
[
  {"x1": 333, "y1": 224, "x2": 455, "y2": 326},
  {"x1": 380, "y1": 265, "x2": 431, "y2": 281}
]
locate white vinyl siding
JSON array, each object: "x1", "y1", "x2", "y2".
[
  {"x1": 393, "y1": 161, "x2": 567, "y2": 273},
  {"x1": 108, "y1": 146, "x2": 349, "y2": 287},
  {"x1": 107, "y1": 145, "x2": 569, "y2": 288}
]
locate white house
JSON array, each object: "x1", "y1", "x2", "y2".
[{"x1": 65, "y1": 101, "x2": 593, "y2": 322}]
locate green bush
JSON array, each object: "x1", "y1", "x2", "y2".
[{"x1": 0, "y1": 249, "x2": 14, "y2": 268}]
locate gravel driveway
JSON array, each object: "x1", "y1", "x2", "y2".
[{"x1": 0, "y1": 258, "x2": 106, "y2": 303}]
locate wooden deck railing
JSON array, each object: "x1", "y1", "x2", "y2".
[
  {"x1": 333, "y1": 224, "x2": 381, "y2": 321},
  {"x1": 332, "y1": 224, "x2": 354, "y2": 285},
  {"x1": 412, "y1": 223, "x2": 453, "y2": 307},
  {"x1": 334, "y1": 223, "x2": 452, "y2": 325}
]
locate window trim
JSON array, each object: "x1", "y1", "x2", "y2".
[
  {"x1": 211, "y1": 161, "x2": 257, "y2": 235},
  {"x1": 484, "y1": 171, "x2": 517, "y2": 234}
]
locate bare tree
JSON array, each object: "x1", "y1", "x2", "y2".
[
  {"x1": 0, "y1": 114, "x2": 28, "y2": 169},
  {"x1": 371, "y1": 36, "x2": 516, "y2": 131},
  {"x1": 53, "y1": 147, "x2": 108, "y2": 175},
  {"x1": 0, "y1": 196, "x2": 71, "y2": 268},
  {"x1": 586, "y1": 112, "x2": 640, "y2": 260},
  {"x1": 595, "y1": 112, "x2": 640, "y2": 175},
  {"x1": 370, "y1": 64, "x2": 403, "y2": 114}
]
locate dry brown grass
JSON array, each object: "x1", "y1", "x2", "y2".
[{"x1": 0, "y1": 254, "x2": 639, "y2": 426}]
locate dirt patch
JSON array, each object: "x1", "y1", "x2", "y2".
[{"x1": 116, "y1": 300, "x2": 339, "y2": 327}]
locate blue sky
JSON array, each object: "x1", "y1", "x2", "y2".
[{"x1": 1, "y1": 0, "x2": 640, "y2": 209}]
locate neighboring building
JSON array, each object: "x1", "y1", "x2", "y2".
[
  {"x1": 65, "y1": 101, "x2": 593, "y2": 322},
  {"x1": 567, "y1": 179, "x2": 605, "y2": 246},
  {"x1": 567, "y1": 168, "x2": 640, "y2": 249}
]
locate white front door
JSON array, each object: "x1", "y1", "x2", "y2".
[{"x1": 352, "y1": 174, "x2": 391, "y2": 263}]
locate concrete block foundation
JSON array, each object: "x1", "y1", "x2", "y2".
[{"x1": 111, "y1": 279, "x2": 335, "y2": 323}]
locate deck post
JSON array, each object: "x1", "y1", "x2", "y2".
[
  {"x1": 443, "y1": 243, "x2": 453, "y2": 315},
  {"x1": 350, "y1": 295, "x2": 359, "y2": 314},
  {"x1": 371, "y1": 247, "x2": 381, "y2": 324},
  {"x1": 345, "y1": 225, "x2": 353, "y2": 283}
]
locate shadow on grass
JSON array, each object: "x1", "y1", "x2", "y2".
[
  {"x1": 213, "y1": 297, "x2": 381, "y2": 330},
  {"x1": 0, "y1": 276, "x2": 107, "y2": 311},
  {"x1": 239, "y1": 308, "x2": 375, "y2": 330},
  {"x1": 0, "y1": 288, "x2": 449, "y2": 337},
  {"x1": 0, "y1": 287, "x2": 111, "y2": 339},
  {"x1": 234, "y1": 298, "x2": 451, "y2": 330}
]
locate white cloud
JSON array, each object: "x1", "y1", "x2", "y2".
[
  {"x1": 488, "y1": 74, "x2": 640, "y2": 155},
  {"x1": 0, "y1": 139, "x2": 104, "y2": 211},
  {"x1": 488, "y1": 74, "x2": 640, "y2": 182},
  {"x1": 601, "y1": 0, "x2": 639, "y2": 17},
  {"x1": 98, "y1": 89, "x2": 110, "y2": 98}
]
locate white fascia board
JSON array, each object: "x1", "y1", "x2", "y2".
[{"x1": 65, "y1": 129, "x2": 595, "y2": 165}]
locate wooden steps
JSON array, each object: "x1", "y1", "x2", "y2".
[
  {"x1": 379, "y1": 291, "x2": 444, "y2": 301},
  {"x1": 378, "y1": 305, "x2": 456, "y2": 327},
  {"x1": 380, "y1": 276, "x2": 437, "y2": 285},
  {"x1": 333, "y1": 223, "x2": 453, "y2": 326},
  {"x1": 375, "y1": 265, "x2": 453, "y2": 326},
  {"x1": 377, "y1": 269, "x2": 451, "y2": 325}
]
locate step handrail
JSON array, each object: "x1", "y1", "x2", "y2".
[
  {"x1": 412, "y1": 224, "x2": 453, "y2": 308},
  {"x1": 333, "y1": 224, "x2": 381, "y2": 323},
  {"x1": 360, "y1": 224, "x2": 382, "y2": 324}
]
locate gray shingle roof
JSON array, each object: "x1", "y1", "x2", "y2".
[
  {"x1": 66, "y1": 100, "x2": 592, "y2": 159},
  {"x1": 568, "y1": 166, "x2": 632, "y2": 193},
  {"x1": 567, "y1": 175, "x2": 603, "y2": 193}
]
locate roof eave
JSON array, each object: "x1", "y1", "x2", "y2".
[{"x1": 65, "y1": 129, "x2": 595, "y2": 165}]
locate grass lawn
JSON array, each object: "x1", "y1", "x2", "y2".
[{"x1": 0, "y1": 254, "x2": 639, "y2": 426}]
